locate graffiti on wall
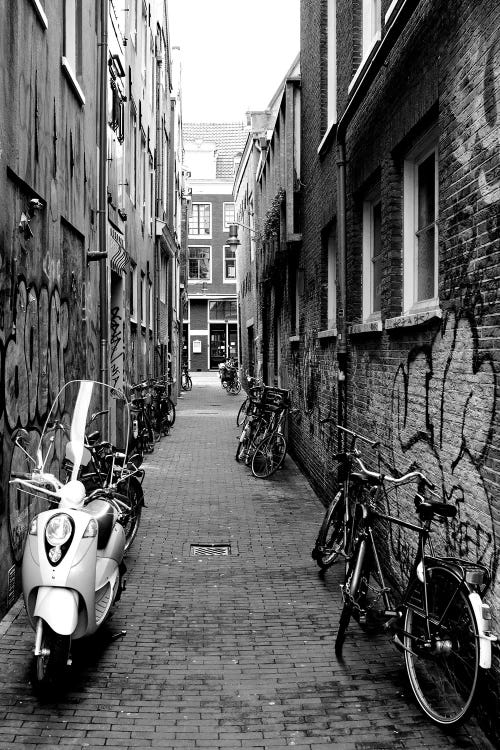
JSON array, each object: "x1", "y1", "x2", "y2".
[
  {"x1": 2, "y1": 279, "x2": 70, "y2": 562},
  {"x1": 390, "y1": 311, "x2": 497, "y2": 591},
  {"x1": 110, "y1": 305, "x2": 124, "y2": 391}
]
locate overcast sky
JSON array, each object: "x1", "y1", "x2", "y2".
[{"x1": 167, "y1": 0, "x2": 300, "y2": 123}]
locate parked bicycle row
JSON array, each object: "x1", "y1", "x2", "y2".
[
  {"x1": 234, "y1": 375, "x2": 297, "y2": 479},
  {"x1": 308, "y1": 422, "x2": 497, "y2": 730},
  {"x1": 232, "y1": 375, "x2": 497, "y2": 729},
  {"x1": 8, "y1": 370, "x2": 192, "y2": 691}
]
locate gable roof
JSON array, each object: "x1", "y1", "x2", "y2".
[{"x1": 183, "y1": 122, "x2": 248, "y2": 179}]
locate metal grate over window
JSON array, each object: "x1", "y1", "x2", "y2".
[{"x1": 190, "y1": 544, "x2": 231, "y2": 556}]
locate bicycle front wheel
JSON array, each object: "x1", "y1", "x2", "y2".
[
  {"x1": 335, "y1": 536, "x2": 369, "y2": 656},
  {"x1": 404, "y1": 566, "x2": 480, "y2": 728},
  {"x1": 312, "y1": 490, "x2": 345, "y2": 569},
  {"x1": 251, "y1": 433, "x2": 287, "y2": 478},
  {"x1": 236, "y1": 398, "x2": 249, "y2": 427},
  {"x1": 164, "y1": 397, "x2": 176, "y2": 426}
]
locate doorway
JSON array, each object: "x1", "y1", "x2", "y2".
[{"x1": 209, "y1": 323, "x2": 238, "y2": 369}]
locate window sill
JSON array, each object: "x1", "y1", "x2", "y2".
[
  {"x1": 30, "y1": 0, "x2": 48, "y2": 28},
  {"x1": 61, "y1": 57, "x2": 85, "y2": 106},
  {"x1": 386, "y1": 306, "x2": 442, "y2": 331},
  {"x1": 350, "y1": 320, "x2": 383, "y2": 335},
  {"x1": 317, "y1": 120, "x2": 337, "y2": 157},
  {"x1": 317, "y1": 328, "x2": 338, "y2": 340}
]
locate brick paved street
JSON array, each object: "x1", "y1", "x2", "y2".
[{"x1": 0, "y1": 373, "x2": 494, "y2": 750}]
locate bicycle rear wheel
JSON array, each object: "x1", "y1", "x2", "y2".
[
  {"x1": 404, "y1": 566, "x2": 480, "y2": 728},
  {"x1": 251, "y1": 433, "x2": 287, "y2": 478},
  {"x1": 312, "y1": 490, "x2": 345, "y2": 569}
]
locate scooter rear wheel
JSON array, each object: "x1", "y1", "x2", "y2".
[{"x1": 35, "y1": 622, "x2": 71, "y2": 689}]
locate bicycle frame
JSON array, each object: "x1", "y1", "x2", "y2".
[{"x1": 347, "y1": 494, "x2": 492, "y2": 656}]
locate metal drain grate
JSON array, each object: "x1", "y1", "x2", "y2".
[{"x1": 190, "y1": 544, "x2": 231, "y2": 556}]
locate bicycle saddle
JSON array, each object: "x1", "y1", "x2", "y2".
[{"x1": 417, "y1": 500, "x2": 457, "y2": 521}]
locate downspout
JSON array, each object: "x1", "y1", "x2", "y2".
[
  {"x1": 99, "y1": 0, "x2": 109, "y2": 384},
  {"x1": 334, "y1": 0, "x2": 420, "y2": 433}
]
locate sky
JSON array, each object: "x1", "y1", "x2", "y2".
[{"x1": 167, "y1": 0, "x2": 300, "y2": 123}]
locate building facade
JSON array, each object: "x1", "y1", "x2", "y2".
[
  {"x1": 236, "y1": 0, "x2": 500, "y2": 734},
  {"x1": 0, "y1": 0, "x2": 184, "y2": 619},
  {"x1": 183, "y1": 123, "x2": 247, "y2": 371}
]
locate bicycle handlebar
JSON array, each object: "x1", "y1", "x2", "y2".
[{"x1": 349, "y1": 452, "x2": 435, "y2": 491}]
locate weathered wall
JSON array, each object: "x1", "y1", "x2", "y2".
[{"x1": 0, "y1": 1, "x2": 99, "y2": 615}]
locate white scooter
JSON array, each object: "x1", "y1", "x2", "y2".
[{"x1": 11, "y1": 380, "x2": 132, "y2": 689}]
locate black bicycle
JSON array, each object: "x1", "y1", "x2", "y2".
[
  {"x1": 312, "y1": 424, "x2": 379, "y2": 570},
  {"x1": 334, "y1": 465, "x2": 497, "y2": 728},
  {"x1": 181, "y1": 364, "x2": 192, "y2": 391}
]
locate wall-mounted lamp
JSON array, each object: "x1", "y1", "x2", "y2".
[
  {"x1": 227, "y1": 224, "x2": 241, "y2": 250},
  {"x1": 19, "y1": 198, "x2": 45, "y2": 240}
]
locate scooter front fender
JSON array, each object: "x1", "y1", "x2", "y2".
[{"x1": 34, "y1": 587, "x2": 79, "y2": 636}]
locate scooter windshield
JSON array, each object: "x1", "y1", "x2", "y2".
[{"x1": 38, "y1": 380, "x2": 131, "y2": 485}]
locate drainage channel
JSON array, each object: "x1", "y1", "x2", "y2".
[{"x1": 190, "y1": 544, "x2": 231, "y2": 556}]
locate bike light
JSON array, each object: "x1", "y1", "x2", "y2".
[
  {"x1": 48, "y1": 546, "x2": 62, "y2": 563},
  {"x1": 83, "y1": 518, "x2": 98, "y2": 538},
  {"x1": 46, "y1": 514, "x2": 72, "y2": 547}
]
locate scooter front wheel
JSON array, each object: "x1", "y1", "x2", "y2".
[{"x1": 35, "y1": 621, "x2": 71, "y2": 689}]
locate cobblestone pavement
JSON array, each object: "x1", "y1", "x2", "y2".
[{"x1": 0, "y1": 373, "x2": 495, "y2": 749}]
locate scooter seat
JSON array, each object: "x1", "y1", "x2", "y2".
[{"x1": 85, "y1": 498, "x2": 117, "y2": 549}]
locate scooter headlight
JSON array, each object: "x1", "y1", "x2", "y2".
[{"x1": 45, "y1": 513, "x2": 73, "y2": 547}]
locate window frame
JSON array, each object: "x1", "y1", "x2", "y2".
[
  {"x1": 30, "y1": 0, "x2": 48, "y2": 28},
  {"x1": 223, "y1": 244, "x2": 237, "y2": 283},
  {"x1": 129, "y1": 264, "x2": 138, "y2": 323},
  {"x1": 188, "y1": 245, "x2": 212, "y2": 283},
  {"x1": 188, "y1": 202, "x2": 212, "y2": 238},
  {"x1": 327, "y1": 229, "x2": 337, "y2": 330},
  {"x1": 403, "y1": 132, "x2": 439, "y2": 314},
  {"x1": 223, "y1": 202, "x2": 235, "y2": 230},
  {"x1": 362, "y1": 196, "x2": 382, "y2": 321},
  {"x1": 62, "y1": 0, "x2": 85, "y2": 105}
]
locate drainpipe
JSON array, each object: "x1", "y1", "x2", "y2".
[
  {"x1": 99, "y1": 0, "x2": 109, "y2": 385},
  {"x1": 334, "y1": 0, "x2": 419, "y2": 434}
]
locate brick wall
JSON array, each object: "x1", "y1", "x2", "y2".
[{"x1": 293, "y1": 0, "x2": 500, "y2": 738}]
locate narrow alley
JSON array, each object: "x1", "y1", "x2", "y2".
[{"x1": 0, "y1": 375, "x2": 493, "y2": 750}]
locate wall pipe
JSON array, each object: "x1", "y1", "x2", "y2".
[{"x1": 99, "y1": 0, "x2": 109, "y2": 385}]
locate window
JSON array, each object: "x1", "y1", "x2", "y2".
[
  {"x1": 130, "y1": 264, "x2": 137, "y2": 322},
  {"x1": 223, "y1": 203, "x2": 235, "y2": 229},
  {"x1": 327, "y1": 0, "x2": 337, "y2": 126},
  {"x1": 223, "y1": 245, "x2": 236, "y2": 281},
  {"x1": 149, "y1": 280, "x2": 153, "y2": 330},
  {"x1": 160, "y1": 254, "x2": 167, "y2": 303},
  {"x1": 62, "y1": 0, "x2": 85, "y2": 103},
  {"x1": 141, "y1": 137, "x2": 146, "y2": 227},
  {"x1": 362, "y1": 198, "x2": 382, "y2": 318},
  {"x1": 129, "y1": 106, "x2": 137, "y2": 204},
  {"x1": 362, "y1": 0, "x2": 381, "y2": 58},
  {"x1": 403, "y1": 135, "x2": 439, "y2": 312},
  {"x1": 140, "y1": 272, "x2": 145, "y2": 324},
  {"x1": 188, "y1": 246, "x2": 211, "y2": 281},
  {"x1": 209, "y1": 300, "x2": 237, "y2": 320},
  {"x1": 189, "y1": 203, "x2": 211, "y2": 237},
  {"x1": 327, "y1": 229, "x2": 337, "y2": 329},
  {"x1": 129, "y1": 0, "x2": 137, "y2": 47},
  {"x1": 290, "y1": 264, "x2": 303, "y2": 336}
]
